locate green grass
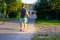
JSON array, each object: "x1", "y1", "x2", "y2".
[
  {"x1": 34, "y1": 19, "x2": 60, "y2": 40},
  {"x1": 35, "y1": 19, "x2": 60, "y2": 27},
  {"x1": 0, "y1": 18, "x2": 16, "y2": 21},
  {"x1": 32, "y1": 34, "x2": 60, "y2": 40}
]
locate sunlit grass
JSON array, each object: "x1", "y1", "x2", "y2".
[{"x1": 35, "y1": 19, "x2": 60, "y2": 27}]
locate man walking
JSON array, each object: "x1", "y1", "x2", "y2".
[{"x1": 20, "y1": 4, "x2": 29, "y2": 32}]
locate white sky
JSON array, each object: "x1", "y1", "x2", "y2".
[{"x1": 21, "y1": 0, "x2": 36, "y2": 4}]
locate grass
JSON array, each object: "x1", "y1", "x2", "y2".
[
  {"x1": 35, "y1": 19, "x2": 60, "y2": 27},
  {"x1": 32, "y1": 34, "x2": 60, "y2": 40},
  {"x1": 0, "y1": 18, "x2": 17, "y2": 21},
  {"x1": 34, "y1": 19, "x2": 60, "y2": 40}
]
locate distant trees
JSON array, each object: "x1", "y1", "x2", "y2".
[
  {"x1": 0, "y1": 0, "x2": 22, "y2": 18},
  {"x1": 0, "y1": 1, "x2": 5, "y2": 18},
  {"x1": 34, "y1": 0, "x2": 60, "y2": 20},
  {"x1": 51, "y1": 0, "x2": 60, "y2": 20}
]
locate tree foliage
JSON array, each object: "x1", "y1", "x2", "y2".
[
  {"x1": 0, "y1": 0, "x2": 22, "y2": 18},
  {"x1": 34, "y1": 0, "x2": 60, "y2": 20},
  {"x1": 0, "y1": 1, "x2": 4, "y2": 13},
  {"x1": 34, "y1": 0, "x2": 51, "y2": 19}
]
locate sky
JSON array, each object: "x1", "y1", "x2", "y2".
[{"x1": 21, "y1": 0, "x2": 37, "y2": 4}]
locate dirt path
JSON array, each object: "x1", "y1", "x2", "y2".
[{"x1": 0, "y1": 15, "x2": 36, "y2": 40}]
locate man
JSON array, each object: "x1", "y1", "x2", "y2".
[{"x1": 20, "y1": 4, "x2": 29, "y2": 32}]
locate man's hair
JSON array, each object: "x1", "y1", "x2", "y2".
[{"x1": 22, "y1": 3, "x2": 25, "y2": 7}]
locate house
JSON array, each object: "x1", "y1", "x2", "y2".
[{"x1": 27, "y1": 4, "x2": 36, "y2": 15}]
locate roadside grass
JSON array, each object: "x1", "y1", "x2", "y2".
[
  {"x1": 32, "y1": 34, "x2": 60, "y2": 40},
  {"x1": 35, "y1": 19, "x2": 60, "y2": 27},
  {"x1": 34, "y1": 19, "x2": 60, "y2": 40},
  {"x1": 0, "y1": 18, "x2": 17, "y2": 21}
]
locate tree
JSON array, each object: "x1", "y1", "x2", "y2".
[
  {"x1": 1, "y1": 0, "x2": 22, "y2": 18},
  {"x1": 33, "y1": 0, "x2": 52, "y2": 19},
  {"x1": 34, "y1": 0, "x2": 60, "y2": 20},
  {"x1": 0, "y1": 1, "x2": 4, "y2": 13},
  {"x1": 6, "y1": 0, "x2": 22, "y2": 18},
  {"x1": 0, "y1": 1, "x2": 5, "y2": 18},
  {"x1": 5, "y1": 0, "x2": 22, "y2": 18},
  {"x1": 51, "y1": 0, "x2": 60, "y2": 19}
]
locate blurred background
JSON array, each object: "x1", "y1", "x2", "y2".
[{"x1": 0, "y1": 0, "x2": 60, "y2": 20}]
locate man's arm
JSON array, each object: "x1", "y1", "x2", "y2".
[{"x1": 26, "y1": 9, "x2": 29, "y2": 17}]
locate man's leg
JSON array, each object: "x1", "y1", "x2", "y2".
[
  {"x1": 20, "y1": 23, "x2": 22, "y2": 31},
  {"x1": 21, "y1": 23, "x2": 24, "y2": 31},
  {"x1": 23, "y1": 22, "x2": 27, "y2": 31},
  {"x1": 20, "y1": 22, "x2": 24, "y2": 31}
]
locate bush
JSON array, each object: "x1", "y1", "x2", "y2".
[
  {"x1": 8, "y1": 12, "x2": 17, "y2": 18},
  {"x1": 33, "y1": 0, "x2": 60, "y2": 20}
]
